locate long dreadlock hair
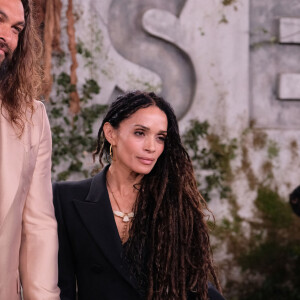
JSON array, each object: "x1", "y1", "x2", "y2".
[
  {"x1": 0, "y1": 0, "x2": 43, "y2": 135},
  {"x1": 93, "y1": 91, "x2": 221, "y2": 299}
]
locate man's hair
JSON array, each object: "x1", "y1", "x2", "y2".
[{"x1": 0, "y1": 0, "x2": 43, "y2": 135}]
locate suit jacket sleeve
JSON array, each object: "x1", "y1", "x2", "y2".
[
  {"x1": 53, "y1": 182, "x2": 77, "y2": 300},
  {"x1": 19, "y1": 102, "x2": 60, "y2": 299}
]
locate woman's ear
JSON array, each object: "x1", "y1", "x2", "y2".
[{"x1": 103, "y1": 122, "x2": 116, "y2": 145}]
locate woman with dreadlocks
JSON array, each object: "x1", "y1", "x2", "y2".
[{"x1": 53, "y1": 91, "x2": 225, "y2": 300}]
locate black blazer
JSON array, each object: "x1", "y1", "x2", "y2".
[{"x1": 53, "y1": 165, "x2": 225, "y2": 300}]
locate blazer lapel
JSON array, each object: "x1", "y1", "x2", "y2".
[
  {"x1": 0, "y1": 113, "x2": 31, "y2": 228},
  {"x1": 72, "y1": 165, "x2": 140, "y2": 292}
]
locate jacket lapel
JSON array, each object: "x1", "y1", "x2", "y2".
[
  {"x1": 0, "y1": 113, "x2": 32, "y2": 228},
  {"x1": 72, "y1": 165, "x2": 140, "y2": 293}
]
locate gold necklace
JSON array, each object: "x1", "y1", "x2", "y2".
[{"x1": 106, "y1": 180, "x2": 134, "y2": 242}]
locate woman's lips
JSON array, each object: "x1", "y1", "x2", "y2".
[{"x1": 137, "y1": 157, "x2": 155, "y2": 165}]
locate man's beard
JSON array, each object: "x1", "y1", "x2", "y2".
[
  {"x1": 0, "y1": 41, "x2": 13, "y2": 82},
  {"x1": 0, "y1": 57, "x2": 12, "y2": 81}
]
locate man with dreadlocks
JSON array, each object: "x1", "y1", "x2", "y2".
[
  {"x1": 0, "y1": 0, "x2": 59, "y2": 299},
  {"x1": 54, "y1": 91, "x2": 225, "y2": 300}
]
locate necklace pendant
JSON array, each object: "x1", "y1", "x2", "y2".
[
  {"x1": 123, "y1": 215, "x2": 130, "y2": 222},
  {"x1": 113, "y1": 210, "x2": 134, "y2": 222}
]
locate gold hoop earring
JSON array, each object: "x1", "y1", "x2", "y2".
[{"x1": 109, "y1": 145, "x2": 113, "y2": 160}]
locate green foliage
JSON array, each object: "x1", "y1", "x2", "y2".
[
  {"x1": 219, "y1": 14, "x2": 229, "y2": 24},
  {"x1": 267, "y1": 140, "x2": 280, "y2": 159},
  {"x1": 191, "y1": 124, "x2": 299, "y2": 299},
  {"x1": 255, "y1": 186, "x2": 291, "y2": 228},
  {"x1": 183, "y1": 120, "x2": 209, "y2": 153},
  {"x1": 183, "y1": 119, "x2": 237, "y2": 201},
  {"x1": 252, "y1": 130, "x2": 267, "y2": 150},
  {"x1": 222, "y1": 0, "x2": 237, "y2": 5},
  {"x1": 76, "y1": 40, "x2": 92, "y2": 59},
  {"x1": 48, "y1": 14, "x2": 106, "y2": 181},
  {"x1": 218, "y1": 186, "x2": 300, "y2": 300},
  {"x1": 82, "y1": 79, "x2": 100, "y2": 103},
  {"x1": 48, "y1": 72, "x2": 106, "y2": 181}
]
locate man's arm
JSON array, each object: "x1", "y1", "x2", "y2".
[{"x1": 19, "y1": 102, "x2": 60, "y2": 299}]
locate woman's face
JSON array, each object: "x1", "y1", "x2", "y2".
[{"x1": 111, "y1": 105, "x2": 168, "y2": 175}]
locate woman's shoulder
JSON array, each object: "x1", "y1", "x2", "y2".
[
  {"x1": 53, "y1": 177, "x2": 93, "y2": 201},
  {"x1": 53, "y1": 166, "x2": 109, "y2": 203}
]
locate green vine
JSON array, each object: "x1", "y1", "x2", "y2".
[
  {"x1": 48, "y1": 72, "x2": 106, "y2": 181},
  {"x1": 183, "y1": 119, "x2": 237, "y2": 201},
  {"x1": 208, "y1": 127, "x2": 299, "y2": 299},
  {"x1": 219, "y1": 186, "x2": 300, "y2": 300},
  {"x1": 182, "y1": 119, "x2": 299, "y2": 299},
  {"x1": 47, "y1": 12, "x2": 106, "y2": 181},
  {"x1": 222, "y1": 0, "x2": 237, "y2": 5}
]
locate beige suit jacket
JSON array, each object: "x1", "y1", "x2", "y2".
[{"x1": 0, "y1": 101, "x2": 60, "y2": 299}]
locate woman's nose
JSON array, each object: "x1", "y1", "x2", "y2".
[{"x1": 144, "y1": 137, "x2": 155, "y2": 152}]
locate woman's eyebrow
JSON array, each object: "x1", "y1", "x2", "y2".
[
  {"x1": 134, "y1": 124, "x2": 167, "y2": 134},
  {"x1": 134, "y1": 124, "x2": 149, "y2": 130}
]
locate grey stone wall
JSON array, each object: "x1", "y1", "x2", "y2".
[
  {"x1": 51, "y1": 0, "x2": 300, "y2": 213},
  {"x1": 250, "y1": 0, "x2": 300, "y2": 129}
]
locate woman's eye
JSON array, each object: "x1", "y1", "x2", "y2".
[
  {"x1": 134, "y1": 131, "x2": 144, "y2": 136},
  {"x1": 158, "y1": 136, "x2": 166, "y2": 142}
]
